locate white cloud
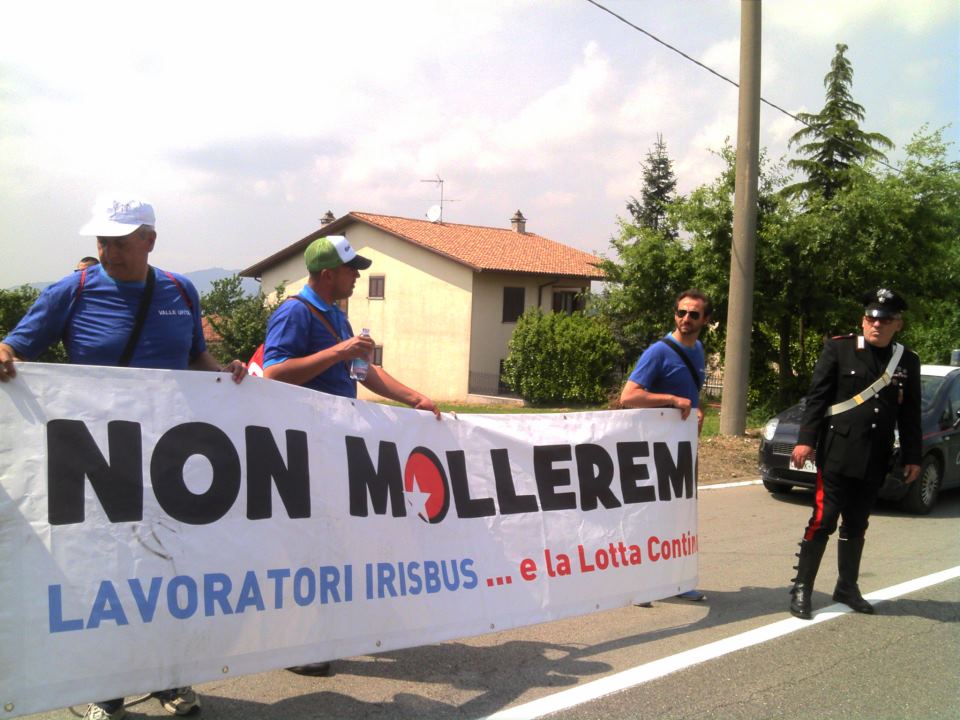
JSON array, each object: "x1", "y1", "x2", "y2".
[
  {"x1": 763, "y1": 0, "x2": 955, "y2": 37},
  {"x1": 486, "y1": 42, "x2": 615, "y2": 170},
  {"x1": 700, "y1": 38, "x2": 740, "y2": 81},
  {"x1": 0, "y1": 0, "x2": 955, "y2": 287}
]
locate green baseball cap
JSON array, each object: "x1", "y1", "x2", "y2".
[{"x1": 304, "y1": 235, "x2": 372, "y2": 272}]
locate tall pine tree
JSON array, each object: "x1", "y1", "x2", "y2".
[
  {"x1": 626, "y1": 134, "x2": 678, "y2": 239},
  {"x1": 595, "y1": 135, "x2": 689, "y2": 365},
  {"x1": 785, "y1": 43, "x2": 893, "y2": 200}
]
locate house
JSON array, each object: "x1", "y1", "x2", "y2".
[
  {"x1": 201, "y1": 316, "x2": 223, "y2": 346},
  {"x1": 239, "y1": 210, "x2": 604, "y2": 401}
]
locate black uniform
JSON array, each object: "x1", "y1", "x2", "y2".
[
  {"x1": 788, "y1": 287, "x2": 920, "y2": 620},
  {"x1": 797, "y1": 334, "x2": 922, "y2": 542}
]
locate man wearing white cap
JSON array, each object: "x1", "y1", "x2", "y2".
[
  {"x1": 0, "y1": 197, "x2": 245, "y2": 382},
  {"x1": 0, "y1": 196, "x2": 246, "y2": 718}
]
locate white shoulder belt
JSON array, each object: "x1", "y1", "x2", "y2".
[{"x1": 825, "y1": 341, "x2": 903, "y2": 417}]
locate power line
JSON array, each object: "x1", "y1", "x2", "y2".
[{"x1": 585, "y1": 0, "x2": 902, "y2": 176}]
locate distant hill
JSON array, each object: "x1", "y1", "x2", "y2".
[{"x1": 9, "y1": 268, "x2": 261, "y2": 297}]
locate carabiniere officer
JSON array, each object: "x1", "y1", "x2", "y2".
[{"x1": 787, "y1": 288, "x2": 922, "y2": 619}]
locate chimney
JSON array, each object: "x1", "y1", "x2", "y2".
[
  {"x1": 510, "y1": 209, "x2": 527, "y2": 234},
  {"x1": 320, "y1": 210, "x2": 336, "y2": 226}
]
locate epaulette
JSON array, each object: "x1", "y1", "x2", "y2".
[{"x1": 830, "y1": 333, "x2": 856, "y2": 340}]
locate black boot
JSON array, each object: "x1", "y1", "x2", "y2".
[
  {"x1": 833, "y1": 537, "x2": 874, "y2": 614},
  {"x1": 789, "y1": 538, "x2": 827, "y2": 619}
]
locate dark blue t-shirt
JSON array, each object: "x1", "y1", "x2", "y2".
[
  {"x1": 627, "y1": 334, "x2": 705, "y2": 407},
  {"x1": 2, "y1": 265, "x2": 205, "y2": 369},
  {"x1": 262, "y1": 286, "x2": 356, "y2": 398}
]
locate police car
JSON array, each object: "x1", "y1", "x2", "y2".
[{"x1": 758, "y1": 364, "x2": 960, "y2": 514}]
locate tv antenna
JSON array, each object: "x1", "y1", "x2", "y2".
[{"x1": 421, "y1": 174, "x2": 446, "y2": 223}]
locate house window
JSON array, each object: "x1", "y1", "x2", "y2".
[
  {"x1": 552, "y1": 290, "x2": 584, "y2": 314},
  {"x1": 502, "y1": 287, "x2": 525, "y2": 323},
  {"x1": 373, "y1": 345, "x2": 383, "y2": 367},
  {"x1": 369, "y1": 275, "x2": 385, "y2": 299}
]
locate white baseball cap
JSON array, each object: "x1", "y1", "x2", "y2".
[{"x1": 79, "y1": 197, "x2": 156, "y2": 237}]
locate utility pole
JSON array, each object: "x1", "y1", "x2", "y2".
[{"x1": 720, "y1": 0, "x2": 761, "y2": 435}]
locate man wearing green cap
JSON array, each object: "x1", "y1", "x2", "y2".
[
  {"x1": 262, "y1": 234, "x2": 439, "y2": 676},
  {"x1": 263, "y1": 235, "x2": 439, "y2": 416}
]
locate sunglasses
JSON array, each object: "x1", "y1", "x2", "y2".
[
  {"x1": 675, "y1": 309, "x2": 701, "y2": 320},
  {"x1": 864, "y1": 315, "x2": 896, "y2": 326}
]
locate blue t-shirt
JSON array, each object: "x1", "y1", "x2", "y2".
[
  {"x1": 627, "y1": 334, "x2": 705, "y2": 408},
  {"x1": 2, "y1": 265, "x2": 205, "y2": 369},
  {"x1": 262, "y1": 286, "x2": 356, "y2": 398}
]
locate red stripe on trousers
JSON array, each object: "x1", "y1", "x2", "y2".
[{"x1": 803, "y1": 468, "x2": 825, "y2": 541}]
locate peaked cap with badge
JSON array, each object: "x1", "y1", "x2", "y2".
[{"x1": 862, "y1": 287, "x2": 907, "y2": 319}]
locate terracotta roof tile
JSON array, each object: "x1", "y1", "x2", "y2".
[
  {"x1": 202, "y1": 316, "x2": 223, "y2": 344},
  {"x1": 239, "y1": 211, "x2": 605, "y2": 280},
  {"x1": 351, "y1": 212, "x2": 604, "y2": 279}
]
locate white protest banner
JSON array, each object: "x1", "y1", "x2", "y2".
[{"x1": 0, "y1": 364, "x2": 699, "y2": 717}]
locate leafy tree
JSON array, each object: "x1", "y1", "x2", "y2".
[
  {"x1": 678, "y1": 127, "x2": 960, "y2": 410},
  {"x1": 838, "y1": 126, "x2": 960, "y2": 364},
  {"x1": 0, "y1": 285, "x2": 68, "y2": 363},
  {"x1": 595, "y1": 136, "x2": 690, "y2": 366},
  {"x1": 201, "y1": 276, "x2": 283, "y2": 364},
  {"x1": 785, "y1": 43, "x2": 893, "y2": 200},
  {"x1": 503, "y1": 309, "x2": 622, "y2": 405},
  {"x1": 626, "y1": 134, "x2": 679, "y2": 239},
  {"x1": 593, "y1": 223, "x2": 693, "y2": 366},
  {"x1": 674, "y1": 142, "x2": 811, "y2": 409}
]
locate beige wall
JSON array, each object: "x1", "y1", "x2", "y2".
[
  {"x1": 468, "y1": 275, "x2": 589, "y2": 393},
  {"x1": 344, "y1": 226, "x2": 474, "y2": 402},
  {"x1": 254, "y1": 228, "x2": 589, "y2": 401},
  {"x1": 260, "y1": 255, "x2": 310, "y2": 303}
]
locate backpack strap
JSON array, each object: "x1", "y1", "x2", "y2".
[
  {"x1": 61, "y1": 267, "x2": 89, "y2": 342},
  {"x1": 289, "y1": 295, "x2": 342, "y2": 341},
  {"x1": 288, "y1": 295, "x2": 352, "y2": 374},
  {"x1": 659, "y1": 336, "x2": 703, "y2": 391},
  {"x1": 117, "y1": 266, "x2": 157, "y2": 367},
  {"x1": 163, "y1": 271, "x2": 193, "y2": 311}
]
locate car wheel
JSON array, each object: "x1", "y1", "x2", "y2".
[
  {"x1": 762, "y1": 478, "x2": 791, "y2": 494},
  {"x1": 899, "y1": 456, "x2": 942, "y2": 515}
]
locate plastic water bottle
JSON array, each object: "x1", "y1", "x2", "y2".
[{"x1": 349, "y1": 328, "x2": 371, "y2": 381}]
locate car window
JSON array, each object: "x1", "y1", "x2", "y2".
[
  {"x1": 949, "y1": 376, "x2": 960, "y2": 421},
  {"x1": 920, "y1": 375, "x2": 946, "y2": 411}
]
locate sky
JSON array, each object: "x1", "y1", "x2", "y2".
[{"x1": 1, "y1": 0, "x2": 957, "y2": 288}]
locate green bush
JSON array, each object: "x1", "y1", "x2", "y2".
[
  {"x1": 502, "y1": 309, "x2": 622, "y2": 404},
  {"x1": 201, "y1": 277, "x2": 284, "y2": 364},
  {"x1": 0, "y1": 285, "x2": 68, "y2": 363}
]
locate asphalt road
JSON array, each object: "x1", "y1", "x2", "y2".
[{"x1": 23, "y1": 481, "x2": 960, "y2": 720}]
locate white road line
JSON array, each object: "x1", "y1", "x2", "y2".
[
  {"x1": 700, "y1": 478, "x2": 761, "y2": 490},
  {"x1": 481, "y1": 566, "x2": 960, "y2": 720}
]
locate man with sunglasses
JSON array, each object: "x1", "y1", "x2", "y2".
[
  {"x1": 787, "y1": 288, "x2": 921, "y2": 620},
  {"x1": 620, "y1": 288, "x2": 712, "y2": 603}
]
